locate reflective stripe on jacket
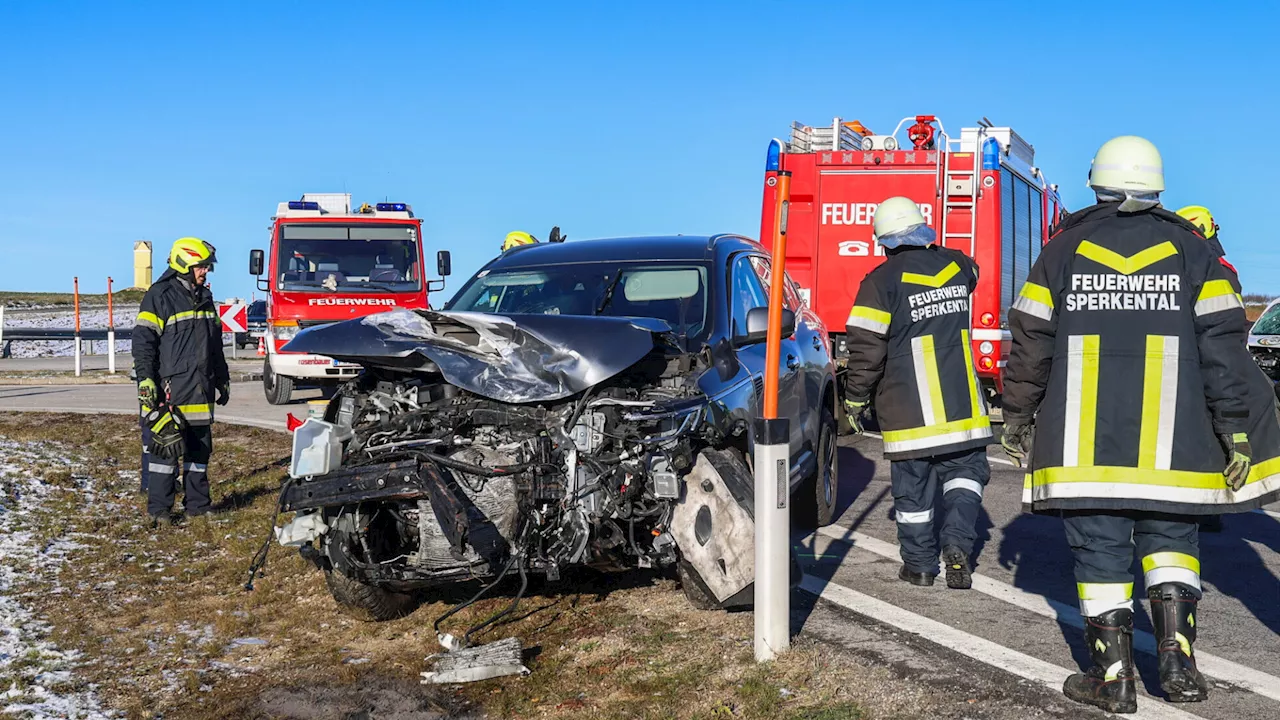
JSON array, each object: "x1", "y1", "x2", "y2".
[
  {"x1": 132, "y1": 269, "x2": 229, "y2": 425},
  {"x1": 1005, "y1": 203, "x2": 1279, "y2": 514},
  {"x1": 845, "y1": 244, "x2": 992, "y2": 460}
]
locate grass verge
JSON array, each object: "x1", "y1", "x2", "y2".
[
  {"x1": 0, "y1": 289, "x2": 146, "y2": 309},
  {"x1": 0, "y1": 413, "x2": 897, "y2": 720}
]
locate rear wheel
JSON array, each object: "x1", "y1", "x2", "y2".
[
  {"x1": 263, "y1": 358, "x2": 294, "y2": 405},
  {"x1": 324, "y1": 570, "x2": 420, "y2": 622},
  {"x1": 795, "y1": 405, "x2": 838, "y2": 528}
]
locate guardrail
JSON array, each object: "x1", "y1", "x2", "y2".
[{"x1": 0, "y1": 276, "x2": 127, "y2": 374}]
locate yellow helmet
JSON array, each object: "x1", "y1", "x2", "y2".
[
  {"x1": 1176, "y1": 205, "x2": 1217, "y2": 239},
  {"x1": 502, "y1": 231, "x2": 537, "y2": 252},
  {"x1": 1087, "y1": 135, "x2": 1164, "y2": 193},
  {"x1": 169, "y1": 237, "x2": 218, "y2": 273}
]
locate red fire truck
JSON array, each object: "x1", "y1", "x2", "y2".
[
  {"x1": 760, "y1": 115, "x2": 1066, "y2": 411},
  {"x1": 249, "y1": 193, "x2": 451, "y2": 404}
]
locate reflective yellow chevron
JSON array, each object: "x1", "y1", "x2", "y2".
[
  {"x1": 1076, "y1": 240, "x2": 1177, "y2": 275},
  {"x1": 902, "y1": 261, "x2": 960, "y2": 288}
]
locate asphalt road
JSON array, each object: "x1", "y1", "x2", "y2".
[{"x1": 2, "y1": 383, "x2": 1278, "y2": 717}]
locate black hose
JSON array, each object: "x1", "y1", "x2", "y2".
[
  {"x1": 244, "y1": 477, "x2": 296, "y2": 591},
  {"x1": 463, "y1": 556, "x2": 529, "y2": 646}
]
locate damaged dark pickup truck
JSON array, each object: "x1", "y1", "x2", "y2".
[{"x1": 275, "y1": 235, "x2": 838, "y2": 620}]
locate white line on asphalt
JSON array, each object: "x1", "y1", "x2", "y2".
[
  {"x1": 1254, "y1": 508, "x2": 1280, "y2": 520},
  {"x1": 815, "y1": 524, "x2": 1280, "y2": 705},
  {"x1": 798, "y1": 575, "x2": 1203, "y2": 720}
]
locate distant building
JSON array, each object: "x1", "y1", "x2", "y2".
[{"x1": 134, "y1": 241, "x2": 152, "y2": 289}]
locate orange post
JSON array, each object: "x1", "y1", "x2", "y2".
[
  {"x1": 106, "y1": 277, "x2": 114, "y2": 329},
  {"x1": 74, "y1": 277, "x2": 81, "y2": 334},
  {"x1": 761, "y1": 171, "x2": 792, "y2": 419}
]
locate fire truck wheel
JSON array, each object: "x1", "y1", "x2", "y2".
[
  {"x1": 263, "y1": 358, "x2": 294, "y2": 405},
  {"x1": 794, "y1": 405, "x2": 838, "y2": 528}
]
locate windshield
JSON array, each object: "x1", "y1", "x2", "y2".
[
  {"x1": 275, "y1": 224, "x2": 421, "y2": 293},
  {"x1": 1254, "y1": 303, "x2": 1280, "y2": 335},
  {"x1": 447, "y1": 262, "x2": 710, "y2": 341}
]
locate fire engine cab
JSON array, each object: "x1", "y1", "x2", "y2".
[
  {"x1": 760, "y1": 115, "x2": 1066, "y2": 410},
  {"x1": 249, "y1": 193, "x2": 452, "y2": 405}
]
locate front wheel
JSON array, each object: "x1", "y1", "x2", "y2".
[
  {"x1": 324, "y1": 570, "x2": 421, "y2": 622},
  {"x1": 263, "y1": 358, "x2": 294, "y2": 405}
]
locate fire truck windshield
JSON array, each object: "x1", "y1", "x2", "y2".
[
  {"x1": 447, "y1": 262, "x2": 710, "y2": 342},
  {"x1": 275, "y1": 224, "x2": 421, "y2": 293}
]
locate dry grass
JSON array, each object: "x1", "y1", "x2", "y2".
[
  {"x1": 0, "y1": 289, "x2": 146, "y2": 308},
  {"x1": 0, "y1": 413, "x2": 884, "y2": 720}
]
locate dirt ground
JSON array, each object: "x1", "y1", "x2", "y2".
[{"x1": 0, "y1": 413, "x2": 925, "y2": 720}]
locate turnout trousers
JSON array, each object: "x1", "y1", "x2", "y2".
[
  {"x1": 145, "y1": 423, "x2": 214, "y2": 518},
  {"x1": 890, "y1": 447, "x2": 990, "y2": 574},
  {"x1": 1063, "y1": 511, "x2": 1201, "y2": 616}
]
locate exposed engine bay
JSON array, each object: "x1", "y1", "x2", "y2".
[{"x1": 271, "y1": 309, "x2": 761, "y2": 620}]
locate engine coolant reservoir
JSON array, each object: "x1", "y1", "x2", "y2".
[{"x1": 290, "y1": 418, "x2": 353, "y2": 478}]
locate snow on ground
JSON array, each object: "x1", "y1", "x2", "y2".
[
  {"x1": 0, "y1": 438, "x2": 115, "y2": 719},
  {"x1": 3, "y1": 309, "x2": 134, "y2": 359}
]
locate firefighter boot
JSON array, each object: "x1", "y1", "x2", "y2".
[
  {"x1": 941, "y1": 545, "x2": 972, "y2": 590},
  {"x1": 1063, "y1": 608, "x2": 1138, "y2": 714},
  {"x1": 1149, "y1": 583, "x2": 1210, "y2": 702}
]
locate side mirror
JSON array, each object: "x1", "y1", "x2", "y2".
[
  {"x1": 737, "y1": 307, "x2": 796, "y2": 346},
  {"x1": 437, "y1": 250, "x2": 452, "y2": 277},
  {"x1": 249, "y1": 249, "x2": 264, "y2": 276}
]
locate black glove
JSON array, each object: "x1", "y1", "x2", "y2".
[
  {"x1": 216, "y1": 382, "x2": 231, "y2": 406},
  {"x1": 1001, "y1": 415, "x2": 1034, "y2": 468},
  {"x1": 145, "y1": 404, "x2": 186, "y2": 461},
  {"x1": 1218, "y1": 432, "x2": 1252, "y2": 491}
]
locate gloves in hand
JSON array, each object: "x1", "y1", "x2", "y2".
[
  {"x1": 138, "y1": 378, "x2": 159, "y2": 409},
  {"x1": 216, "y1": 382, "x2": 231, "y2": 407},
  {"x1": 144, "y1": 404, "x2": 185, "y2": 461},
  {"x1": 1001, "y1": 416, "x2": 1034, "y2": 468},
  {"x1": 844, "y1": 397, "x2": 870, "y2": 434},
  {"x1": 1218, "y1": 432, "x2": 1252, "y2": 491}
]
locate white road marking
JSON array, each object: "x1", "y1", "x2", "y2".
[
  {"x1": 799, "y1": 575, "x2": 1204, "y2": 720},
  {"x1": 815, "y1": 524, "x2": 1280, "y2": 704},
  {"x1": 1254, "y1": 508, "x2": 1280, "y2": 520}
]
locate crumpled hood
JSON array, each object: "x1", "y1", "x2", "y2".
[{"x1": 282, "y1": 308, "x2": 673, "y2": 403}]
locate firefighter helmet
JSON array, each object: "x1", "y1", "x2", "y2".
[
  {"x1": 502, "y1": 231, "x2": 537, "y2": 252},
  {"x1": 1087, "y1": 135, "x2": 1164, "y2": 193},
  {"x1": 168, "y1": 237, "x2": 218, "y2": 274},
  {"x1": 873, "y1": 197, "x2": 927, "y2": 241},
  {"x1": 1176, "y1": 205, "x2": 1218, "y2": 239}
]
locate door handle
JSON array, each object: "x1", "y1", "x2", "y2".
[{"x1": 786, "y1": 354, "x2": 799, "y2": 370}]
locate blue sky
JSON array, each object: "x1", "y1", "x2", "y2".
[{"x1": 1, "y1": 1, "x2": 1276, "y2": 299}]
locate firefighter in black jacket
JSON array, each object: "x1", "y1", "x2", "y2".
[
  {"x1": 1004, "y1": 137, "x2": 1280, "y2": 713},
  {"x1": 133, "y1": 237, "x2": 230, "y2": 527},
  {"x1": 844, "y1": 197, "x2": 993, "y2": 590}
]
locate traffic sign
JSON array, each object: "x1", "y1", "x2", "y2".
[{"x1": 219, "y1": 303, "x2": 248, "y2": 333}]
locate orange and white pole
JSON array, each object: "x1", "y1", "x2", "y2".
[
  {"x1": 755, "y1": 140, "x2": 792, "y2": 662},
  {"x1": 107, "y1": 276, "x2": 116, "y2": 374},
  {"x1": 73, "y1": 276, "x2": 82, "y2": 376}
]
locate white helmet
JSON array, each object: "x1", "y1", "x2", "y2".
[
  {"x1": 873, "y1": 196, "x2": 927, "y2": 241},
  {"x1": 1087, "y1": 135, "x2": 1164, "y2": 193}
]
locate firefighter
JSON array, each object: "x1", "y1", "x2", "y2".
[
  {"x1": 501, "y1": 230, "x2": 538, "y2": 252},
  {"x1": 1004, "y1": 136, "x2": 1280, "y2": 712},
  {"x1": 1175, "y1": 204, "x2": 1280, "y2": 532},
  {"x1": 133, "y1": 237, "x2": 231, "y2": 528},
  {"x1": 844, "y1": 196, "x2": 992, "y2": 590}
]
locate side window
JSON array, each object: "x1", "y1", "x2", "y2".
[
  {"x1": 748, "y1": 256, "x2": 801, "y2": 311},
  {"x1": 730, "y1": 256, "x2": 770, "y2": 337}
]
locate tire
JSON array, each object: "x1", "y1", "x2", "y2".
[
  {"x1": 677, "y1": 560, "x2": 721, "y2": 611},
  {"x1": 263, "y1": 358, "x2": 294, "y2": 405},
  {"x1": 795, "y1": 405, "x2": 838, "y2": 529},
  {"x1": 324, "y1": 569, "x2": 420, "y2": 622}
]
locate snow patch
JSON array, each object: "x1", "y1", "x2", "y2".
[{"x1": 0, "y1": 439, "x2": 115, "y2": 718}]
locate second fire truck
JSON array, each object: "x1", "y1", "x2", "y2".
[{"x1": 760, "y1": 114, "x2": 1066, "y2": 413}]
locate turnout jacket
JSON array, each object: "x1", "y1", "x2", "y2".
[
  {"x1": 845, "y1": 244, "x2": 992, "y2": 460},
  {"x1": 133, "y1": 268, "x2": 229, "y2": 425},
  {"x1": 1005, "y1": 203, "x2": 1280, "y2": 514}
]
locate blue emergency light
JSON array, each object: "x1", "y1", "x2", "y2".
[
  {"x1": 765, "y1": 139, "x2": 782, "y2": 172},
  {"x1": 288, "y1": 201, "x2": 321, "y2": 211},
  {"x1": 376, "y1": 202, "x2": 407, "y2": 212}
]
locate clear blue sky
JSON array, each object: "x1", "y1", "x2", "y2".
[{"x1": 1, "y1": 1, "x2": 1276, "y2": 299}]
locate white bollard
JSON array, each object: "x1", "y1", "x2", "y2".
[
  {"x1": 753, "y1": 417, "x2": 791, "y2": 661},
  {"x1": 74, "y1": 335, "x2": 82, "y2": 377},
  {"x1": 108, "y1": 329, "x2": 116, "y2": 374}
]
